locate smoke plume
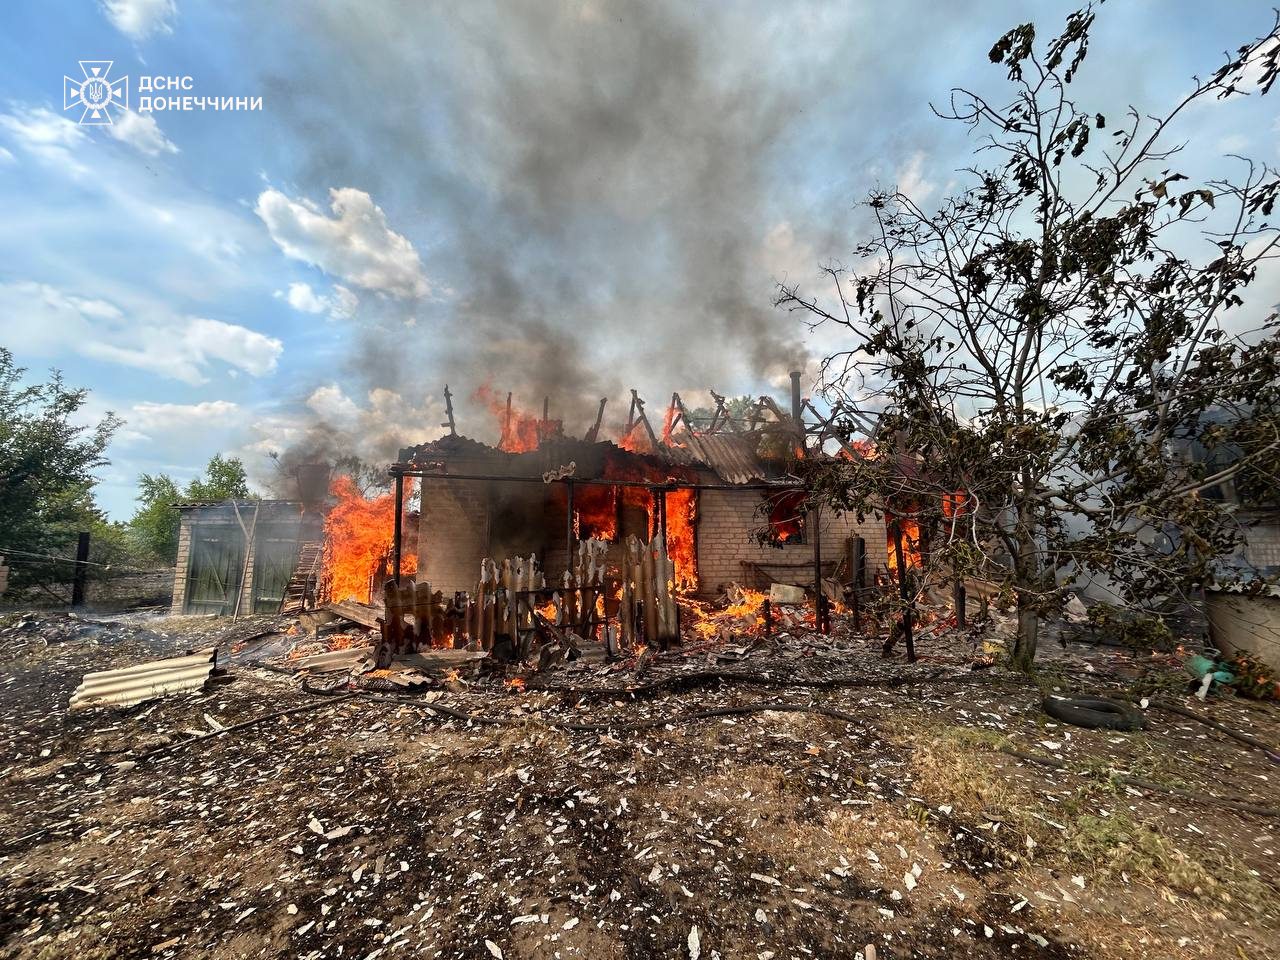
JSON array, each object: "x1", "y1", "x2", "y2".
[{"x1": 251, "y1": 0, "x2": 855, "y2": 448}]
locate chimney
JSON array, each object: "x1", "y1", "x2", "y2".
[{"x1": 789, "y1": 370, "x2": 805, "y2": 454}]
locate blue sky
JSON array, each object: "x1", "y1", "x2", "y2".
[{"x1": 1, "y1": 0, "x2": 1277, "y2": 519}]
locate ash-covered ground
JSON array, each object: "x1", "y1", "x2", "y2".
[{"x1": 1, "y1": 609, "x2": 1277, "y2": 959}]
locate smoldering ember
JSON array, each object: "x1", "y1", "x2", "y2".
[{"x1": 4, "y1": 5, "x2": 1280, "y2": 960}]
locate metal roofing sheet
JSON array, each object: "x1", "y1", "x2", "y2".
[
  {"x1": 401, "y1": 428, "x2": 773, "y2": 484},
  {"x1": 69, "y1": 649, "x2": 217, "y2": 710},
  {"x1": 683, "y1": 432, "x2": 769, "y2": 484},
  {"x1": 401, "y1": 434, "x2": 506, "y2": 462}
]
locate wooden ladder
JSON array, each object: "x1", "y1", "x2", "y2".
[{"x1": 280, "y1": 541, "x2": 323, "y2": 614}]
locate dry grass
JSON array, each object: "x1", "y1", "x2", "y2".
[{"x1": 903, "y1": 722, "x2": 1270, "y2": 916}]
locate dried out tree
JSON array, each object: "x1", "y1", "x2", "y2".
[{"x1": 778, "y1": 4, "x2": 1280, "y2": 668}]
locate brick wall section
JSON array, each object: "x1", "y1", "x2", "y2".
[
  {"x1": 412, "y1": 478, "x2": 891, "y2": 597},
  {"x1": 418, "y1": 479, "x2": 492, "y2": 594},
  {"x1": 1241, "y1": 513, "x2": 1280, "y2": 572},
  {"x1": 696, "y1": 489, "x2": 888, "y2": 595},
  {"x1": 169, "y1": 516, "x2": 192, "y2": 614}
]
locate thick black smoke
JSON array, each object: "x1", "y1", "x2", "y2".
[{"x1": 251, "y1": 0, "x2": 877, "y2": 444}]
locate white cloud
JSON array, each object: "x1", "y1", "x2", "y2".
[
  {"x1": 0, "y1": 107, "x2": 88, "y2": 176},
  {"x1": 0, "y1": 105, "x2": 265, "y2": 291},
  {"x1": 1215, "y1": 133, "x2": 1250, "y2": 155},
  {"x1": 1228, "y1": 237, "x2": 1280, "y2": 341},
  {"x1": 255, "y1": 187, "x2": 431, "y2": 299},
  {"x1": 106, "y1": 109, "x2": 179, "y2": 157},
  {"x1": 282, "y1": 281, "x2": 358, "y2": 320},
  {"x1": 285, "y1": 281, "x2": 327, "y2": 314},
  {"x1": 99, "y1": 0, "x2": 176, "y2": 40},
  {"x1": 330, "y1": 284, "x2": 358, "y2": 319},
  {"x1": 896, "y1": 151, "x2": 935, "y2": 203},
  {"x1": 125, "y1": 399, "x2": 240, "y2": 439},
  {"x1": 0, "y1": 281, "x2": 283, "y2": 385},
  {"x1": 0, "y1": 146, "x2": 14, "y2": 164},
  {"x1": 306, "y1": 384, "x2": 361, "y2": 424},
  {"x1": 182, "y1": 318, "x2": 283, "y2": 377}
]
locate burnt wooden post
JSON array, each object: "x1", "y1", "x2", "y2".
[
  {"x1": 954, "y1": 578, "x2": 967, "y2": 628},
  {"x1": 811, "y1": 503, "x2": 827, "y2": 633},
  {"x1": 892, "y1": 520, "x2": 916, "y2": 661},
  {"x1": 441, "y1": 385, "x2": 457, "y2": 436},
  {"x1": 847, "y1": 535, "x2": 865, "y2": 630},
  {"x1": 565, "y1": 479, "x2": 575, "y2": 561},
  {"x1": 392, "y1": 471, "x2": 404, "y2": 584},
  {"x1": 763, "y1": 598, "x2": 773, "y2": 638},
  {"x1": 585, "y1": 397, "x2": 608, "y2": 443},
  {"x1": 71, "y1": 531, "x2": 90, "y2": 607},
  {"x1": 657, "y1": 485, "x2": 668, "y2": 550}
]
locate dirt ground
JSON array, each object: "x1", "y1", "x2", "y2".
[{"x1": 0, "y1": 609, "x2": 1277, "y2": 960}]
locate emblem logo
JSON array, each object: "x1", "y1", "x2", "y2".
[{"x1": 64, "y1": 61, "x2": 129, "y2": 125}]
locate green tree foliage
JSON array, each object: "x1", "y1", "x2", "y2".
[
  {"x1": 129, "y1": 455, "x2": 254, "y2": 562},
  {"x1": 184, "y1": 454, "x2": 250, "y2": 502},
  {"x1": 129, "y1": 474, "x2": 183, "y2": 563},
  {"x1": 0, "y1": 349, "x2": 120, "y2": 590},
  {"x1": 683, "y1": 395, "x2": 758, "y2": 432}
]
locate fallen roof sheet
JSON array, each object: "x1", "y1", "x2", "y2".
[
  {"x1": 289, "y1": 645, "x2": 376, "y2": 672},
  {"x1": 69, "y1": 649, "x2": 217, "y2": 710}
]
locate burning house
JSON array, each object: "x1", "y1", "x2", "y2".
[
  {"x1": 168, "y1": 375, "x2": 893, "y2": 660},
  {"x1": 400, "y1": 424, "x2": 887, "y2": 601},
  {"x1": 398, "y1": 376, "x2": 887, "y2": 603}
]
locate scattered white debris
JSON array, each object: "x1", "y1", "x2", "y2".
[{"x1": 687, "y1": 924, "x2": 701, "y2": 959}]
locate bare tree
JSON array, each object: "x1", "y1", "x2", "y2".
[{"x1": 778, "y1": 4, "x2": 1280, "y2": 668}]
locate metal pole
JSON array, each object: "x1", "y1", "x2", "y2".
[
  {"x1": 853, "y1": 535, "x2": 866, "y2": 630},
  {"x1": 392, "y1": 471, "x2": 404, "y2": 584},
  {"x1": 811, "y1": 504, "x2": 826, "y2": 633},
  {"x1": 71, "y1": 531, "x2": 90, "y2": 607},
  {"x1": 790, "y1": 370, "x2": 804, "y2": 455}
]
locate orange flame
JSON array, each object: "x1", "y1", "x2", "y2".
[
  {"x1": 665, "y1": 487, "x2": 697, "y2": 592},
  {"x1": 573, "y1": 483, "x2": 618, "y2": 541},
  {"x1": 473, "y1": 384, "x2": 559, "y2": 453},
  {"x1": 941, "y1": 490, "x2": 970, "y2": 518},
  {"x1": 765, "y1": 489, "x2": 806, "y2": 544},
  {"x1": 690, "y1": 588, "x2": 767, "y2": 641},
  {"x1": 618, "y1": 423, "x2": 653, "y2": 454},
  {"x1": 660, "y1": 405, "x2": 678, "y2": 446},
  {"x1": 322, "y1": 474, "x2": 418, "y2": 604},
  {"x1": 886, "y1": 516, "x2": 923, "y2": 573}
]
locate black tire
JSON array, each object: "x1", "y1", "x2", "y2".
[{"x1": 1043, "y1": 696, "x2": 1145, "y2": 731}]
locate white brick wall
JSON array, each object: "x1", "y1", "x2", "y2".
[
  {"x1": 695, "y1": 489, "x2": 887, "y2": 594},
  {"x1": 418, "y1": 479, "x2": 492, "y2": 594},
  {"x1": 169, "y1": 517, "x2": 192, "y2": 614},
  {"x1": 1241, "y1": 513, "x2": 1280, "y2": 572}
]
